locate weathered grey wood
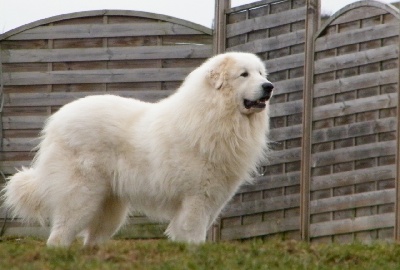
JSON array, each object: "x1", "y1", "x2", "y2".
[
  {"x1": 269, "y1": 124, "x2": 302, "y2": 142},
  {"x1": 1, "y1": 226, "x2": 50, "y2": 239},
  {"x1": 0, "y1": 42, "x2": 4, "y2": 166},
  {"x1": 213, "y1": 0, "x2": 230, "y2": 54},
  {"x1": 266, "y1": 147, "x2": 301, "y2": 166},
  {"x1": 1, "y1": 45, "x2": 212, "y2": 63},
  {"x1": 227, "y1": 30, "x2": 305, "y2": 54},
  {"x1": 239, "y1": 172, "x2": 300, "y2": 193},
  {"x1": 3, "y1": 68, "x2": 191, "y2": 86},
  {"x1": 315, "y1": 0, "x2": 400, "y2": 39},
  {"x1": 1, "y1": 161, "x2": 31, "y2": 174},
  {"x1": 0, "y1": 13, "x2": 214, "y2": 247},
  {"x1": 313, "y1": 93, "x2": 397, "y2": 121},
  {"x1": 312, "y1": 117, "x2": 397, "y2": 144},
  {"x1": 314, "y1": 69, "x2": 397, "y2": 98},
  {"x1": 311, "y1": 140, "x2": 395, "y2": 168},
  {"x1": 3, "y1": 138, "x2": 40, "y2": 152},
  {"x1": 311, "y1": 164, "x2": 395, "y2": 191},
  {"x1": 2, "y1": 116, "x2": 47, "y2": 130},
  {"x1": 218, "y1": 0, "x2": 308, "y2": 242},
  {"x1": 0, "y1": 204, "x2": 7, "y2": 218},
  {"x1": 395, "y1": 0, "x2": 400, "y2": 241},
  {"x1": 310, "y1": 213, "x2": 394, "y2": 238},
  {"x1": 272, "y1": 77, "x2": 303, "y2": 95},
  {"x1": 300, "y1": 0, "x2": 320, "y2": 242},
  {"x1": 8, "y1": 23, "x2": 207, "y2": 40},
  {"x1": 265, "y1": 53, "x2": 305, "y2": 74},
  {"x1": 315, "y1": 24, "x2": 399, "y2": 52},
  {"x1": 226, "y1": 6, "x2": 307, "y2": 38},
  {"x1": 1, "y1": 214, "x2": 158, "y2": 225},
  {"x1": 310, "y1": 189, "x2": 395, "y2": 215},
  {"x1": 227, "y1": 0, "x2": 280, "y2": 14},
  {"x1": 220, "y1": 216, "x2": 299, "y2": 240},
  {"x1": 222, "y1": 194, "x2": 300, "y2": 218},
  {"x1": 2, "y1": 0, "x2": 400, "y2": 243},
  {"x1": 0, "y1": 10, "x2": 212, "y2": 41},
  {"x1": 1, "y1": 221, "x2": 167, "y2": 239},
  {"x1": 330, "y1": 6, "x2": 387, "y2": 25},
  {"x1": 315, "y1": 44, "x2": 399, "y2": 75},
  {"x1": 269, "y1": 99, "x2": 303, "y2": 118},
  {"x1": 4, "y1": 91, "x2": 175, "y2": 107}
]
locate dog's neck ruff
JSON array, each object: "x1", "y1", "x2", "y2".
[{"x1": 175, "y1": 97, "x2": 268, "y2": 180}]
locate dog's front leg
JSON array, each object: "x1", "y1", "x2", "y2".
[{"x1": 165, "y1": 195, "x2": 215, "y2": 244}]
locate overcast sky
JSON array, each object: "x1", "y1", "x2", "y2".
[{"x1": 0, "y1": 0, "x2": 395, "y2": 34}]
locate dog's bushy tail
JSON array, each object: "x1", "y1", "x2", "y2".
[{"x1": 2, "y1": 168, "x2": 47, "y2": 225}]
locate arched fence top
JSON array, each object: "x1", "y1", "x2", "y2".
[
  {"x1": 315, "y1": 0, "x2": 400, "y2": 39},
  {"x1": 0, "y1": 9, "x2": 212, "y2": 41}
]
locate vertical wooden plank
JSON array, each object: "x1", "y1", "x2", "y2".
[
  {"x1": 47, "y1": 38, "x2": 54, "y2": 95},
  {"x1": 0, "y1": 42, "x2": 3, "y2": 153},
  {"x1": 395, "y1": 15, "x2": 400, "y2": 241},
  {"x1": 213, "y1": 0, "x2": 230, "y2": 54},
  {"x1": 208, "y1": 0, "x2": 230, "y2": 240},
  {"x1": 209, "y1": 0, "x2": 226, "y2": 233},
  {"x1": 0, "y1": 42, "x2": 5, "y2": 237},
  {"x1": 300, "y1": 0, "x2": 320, "y2": 242},
  {"x1": 207, "y1": 218, "x2": 221, "y2": 242},
  {"x1": 103, "y1": 15, "x2": 109, "y2": 92}
]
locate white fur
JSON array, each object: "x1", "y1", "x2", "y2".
[{"x1": 3, "y1": 52, "x2": 272, "y2": 247}]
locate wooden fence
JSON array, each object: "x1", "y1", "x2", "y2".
[
  {"x1": 305, "y1": 0, "x2": 400, "y2": 243},
  {"x1": 212, "y1": 0, "x2": 400, "y2": 243},
  {"x1": 212, "y1": 0, "x2": 309, "y2": 241},
  {"x1": 0, "y1": 10, "x2": 212, "y2": 238},
  {"x1": 1, "y1": 0, "x2": 400, "y2": 243}
]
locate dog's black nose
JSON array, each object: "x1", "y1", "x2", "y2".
[{"x1": 262, "y1": 82, "x2": 274, "y2": 93}]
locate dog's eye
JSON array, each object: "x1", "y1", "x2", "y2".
[{"x1": 240, "y1": 72, "x2": 249, "y2": 77}]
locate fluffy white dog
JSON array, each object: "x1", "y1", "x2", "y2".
[{"x1": 3, "y1": 52, "x2": 273, "y2": 247}]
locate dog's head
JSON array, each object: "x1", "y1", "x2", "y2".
[{"x1": 206, "y1": 52, "x2": 273, "y2": 115}]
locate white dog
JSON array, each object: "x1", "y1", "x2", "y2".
[{"x1": 3, "y1": 52, "x2": 273, "y2": 247}]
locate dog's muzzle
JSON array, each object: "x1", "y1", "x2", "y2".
[{"x1": 243, "y1": 82, "x2": 274, "y2": 109}]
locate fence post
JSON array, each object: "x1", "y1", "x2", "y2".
[
  {"x1": 300, "y1": 0, "x2": 320, "y2": 242},
  {"x1": 0, "y1": 42, "x2": 3, "y2": 158},
  {"x1": 213, "y1": 0, "x2": 230, "y2": 54},
  {"x1": 207, "y1": 0, "x2": 231, "y2": 242},
  {"x1": 395, "y1": 16, "x2": 400, "y2": 242}
]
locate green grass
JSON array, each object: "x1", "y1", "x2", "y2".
[{"x1": 1, "y1": 237, "x2": 400, "y2": 269}]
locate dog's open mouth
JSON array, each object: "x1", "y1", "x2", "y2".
[{"x1": 244, "y1": 97, "x2": 269, "y2": 109}]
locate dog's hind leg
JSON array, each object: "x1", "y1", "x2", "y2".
[
  {"x1": 46, "y1": 184, "x2": 108, "y2": 247},
  {"x1": 82, "y1": 195, "x2": 129, "y2": 247}
]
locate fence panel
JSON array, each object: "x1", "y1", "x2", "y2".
[
  {"x1": 0, "y1": 10, "x2": 212, "y2": 238},
  {"x1": 0, "y1": 10, "x2": 212, "y2": 175},
  {"x1": 217, "y1": 0, "x2": 308, "y2": 241},
  {"x1": 309, "y1": 1, "x2": 399, "y2": 243}
]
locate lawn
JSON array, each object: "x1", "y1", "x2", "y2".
[{"x1": 1, "y1": 237, "x2": 400, "y2": 269}]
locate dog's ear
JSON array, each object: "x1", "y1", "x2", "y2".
[
  {"x1": 208, "y1": 69, "x2": 225, "y2": 90},
  {"x1": 207, "y1": 57, "x2": 230, "y2": 90}
]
